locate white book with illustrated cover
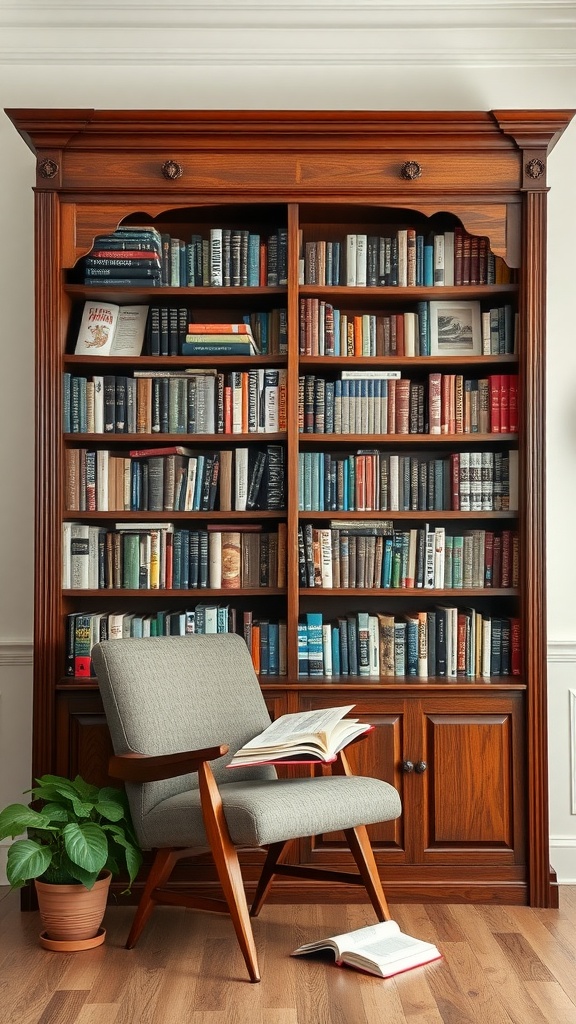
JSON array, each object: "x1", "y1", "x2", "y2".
[
  {"x1": 292, "y1": 919, "x2": 441, "y2": 979},
  {"x1": 74, "y1": 302, "x2": 149, "y2": 357}
]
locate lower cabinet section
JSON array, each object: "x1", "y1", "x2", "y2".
[{"x1": 56, "y1": 684, "x2": 526, "y2": 905}]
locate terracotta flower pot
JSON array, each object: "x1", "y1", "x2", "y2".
[{"x1": 35, "y1": 870, "x2": 111, "y2": 949}]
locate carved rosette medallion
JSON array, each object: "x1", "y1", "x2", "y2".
[
  {"x1": 38, "y1": 158, "x2": 59, "y2": 179},
  {"x1": 400, "y1": 161, "x2": 422, "y2": 181},
  {"x1": 161, "y1": 160, "x2": 184, "y2": 180},
  {"x1": 526, "y1": 158, "x2": 545, "y2": 180}
]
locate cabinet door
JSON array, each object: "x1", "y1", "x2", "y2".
[
  {"x1": 56, "y1": 691, "x2": 114, "y2": 787},
  {"x1": 412, "y1": 692, "x2": 525, "y2": 867},
  {"x1": 297, "y1": 691, "x2": 408, "y2": 864}
]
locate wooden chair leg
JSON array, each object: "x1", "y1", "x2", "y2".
[
  {"x1": 126, "y1": 847, "x2": 180, "y2": 949},
  {"x1": 250, "y1": 840, "x2": 292, "y2": 918},
  {"x1": 199, "y1": 762, "x2": 260, "y2": 983},
  {"x1": 344, "y1": 825, "x2": 391, "y2": 922}
]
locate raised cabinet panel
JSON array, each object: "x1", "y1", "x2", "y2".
[{"x1": 417, "y1": 694, "x2": 525, "y2": 865}]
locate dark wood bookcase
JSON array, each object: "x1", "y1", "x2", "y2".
[{"x1": 6, "y1": 108, "x2": 574, "y2": 908}]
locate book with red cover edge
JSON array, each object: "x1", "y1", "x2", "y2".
[
  {"x1": 225, "y1": 724, "x2": 375, "y2": 768},
  {"x1": 90, "y1": 250, "x2": 161, "y2": 260},
  {"x1": 335, "y1": 951, "x2": 443, "y2": 978},
  {"x1": 187, "y1": 322, "x2": 252, "y2": 334},
  {"x1": 129, "y1": 446, "x2": 194, "y2": 458}
]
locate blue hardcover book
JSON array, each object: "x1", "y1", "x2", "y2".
[
  {"x1": 331, "y1": 625, "x2": 341, "y2": 676},
  {"x1": 382, "y1": 537, "x2": 393, "y2": 588},
  {"x1": 337, "y1": 617, "x2": 349, "y2": 674},
  {"x1": 405, "y1": 615, "x2": 419, "y2": 676},
  {"x1": 311, "y1": 452, "x2": 321, "y2": 511},
  {"x1": 248, "y1": 233, "x2": 260, "y2": 286},
  {"x1": 417, "y1": 301, "x2": 430, "y2": 356},
  {"x1": 306, "y1": 612, "x2": 324, "y2": 676},
  {"x1": 268, "y1": 621, "x2": 279, "y2": 675},
  {"x1": 297, "y1": 620, "x2": 309, "y2": 676},
  {"x1": 424, "y1": 241, "x2": 434, "y2": 286},
  {"x1": 193, "y1": 454, "x2": 205, "y2": 511},
  {"x1": 347, "y1": 616, "x2": 359, "y2": 675}
]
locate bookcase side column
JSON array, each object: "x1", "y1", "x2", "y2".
[
  {"x1": 33, "y1": 188, "x2": 64, "y2": 780},
  {"x1": 521, "y1": 187, "x2": 551, "y2": 907}
]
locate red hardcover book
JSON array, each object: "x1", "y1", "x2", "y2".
[
  {"x1": 500, "y1": 376, "x2": 510, "y2": 433},
  {"x1": 489, "y1": 374, "x2": 501, "y2": 433},
  {"x1": 450, "y1": 452, "x2": 460, "y2": 510},
  {"x1": 508, "y1": 374, "x2": 519, "y2": 433}
]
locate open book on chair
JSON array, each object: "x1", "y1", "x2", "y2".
[
  {"x1": 292, "y1": 919, "x2": 442, "y2": 978},
  {"x1": 226, "y1": 704, "x2": 372, "y2": 767}
]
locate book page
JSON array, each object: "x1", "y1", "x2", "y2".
[{"x1": 238, "y1": 705, "x2": 356, "y2": 751}]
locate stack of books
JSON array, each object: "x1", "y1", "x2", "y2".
[
  {"x1": 181, "y1": 322, "x2": 260, "y2": 356},
  {"x1": 81, "y1": 227, "x2": 163, "y2": 287}
]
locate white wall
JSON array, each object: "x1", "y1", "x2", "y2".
[{"x1": 0, "y1": 2, "x2": 575, "y2": 884}]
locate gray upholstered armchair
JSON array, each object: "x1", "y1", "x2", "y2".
[{"x1": 92, "y1": 633, "x2": 401, "y2": 982}]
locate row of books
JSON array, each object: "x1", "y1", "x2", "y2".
[
  {"x1": 299, "y1": 372, "x2": 518, "y2": 436},
  {"x1": 64, "y1": 367, "x2": 287, "y2": 437},
  {"x1": 73, "y1": 301, "x2": 288, "y2": 358},
  {"x1": 298, "y1": 450, "x2": 518, "y2": 513},
  {"x1": 299, "y1": 228, "x2": 511, "y2": 288},
  {"x1": 299, "y1": 299, "x2": 515, "y2": 357},
  {"x1": 66, "y1": 608, "x2": 287, "y2": 678},
  {"x1": 65, "y1": 445, "x2": 286, "y2": 514},
  {"x1": 299, "y1": 524, "x2": 518, "y2": 591},
  {"x1": 63, "y1": 522, "x2": 286, "y2": 591},
  {"x1": 80, "y1": 225, "x2": 289, "y2": 288},
  {"x1": 297, "y1": 609, "x2": 520, "y2": 679},
  {"x1": 147, "y1": 306, "x2": 288, "y2": 356}
]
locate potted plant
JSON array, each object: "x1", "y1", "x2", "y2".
[{"x1": 0, "y1": 773, "x2": 142, "y2": 950}]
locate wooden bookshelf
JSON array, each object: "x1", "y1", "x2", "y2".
[{"x1": 6, "y1": 107, "x2": 574, "y2": 909}]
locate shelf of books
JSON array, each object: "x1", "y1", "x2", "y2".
[
  {"x1": 58, "y1": 212, "x2": 522, "y2": 688},
  {"x1": 8, "y1": 107, "x2": 574, "y2": 907}
]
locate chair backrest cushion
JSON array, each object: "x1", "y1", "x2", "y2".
[{"x1": 92, "y1": 634, "x2": 275, "y2": 824}]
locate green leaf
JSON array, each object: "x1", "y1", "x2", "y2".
[
  {"x1": 63, "y1": 822, "x2": 108, "y2": 873},
  {"x1": 6, "y1": 840, "x2": 52, "y2": 887},
  {"x1": 62, "y1": 862, "x2": 100, "y2": 889},
  {"x1": 0, "y1": 804, "x2": 53, "y2": 840},
  {"x1": 94, "y1": 799, "x2": 124, "y2": 822}
]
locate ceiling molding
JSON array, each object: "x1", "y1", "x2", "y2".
[
  {"x1": 1, "y1": 2, "x2": 575, "y2": 31},
  {"x1": 0, "y1": 3, "x2": 575, "y2": 66}
]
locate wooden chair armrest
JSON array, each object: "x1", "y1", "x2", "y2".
[
  {"x1": 109, "y1": 744, "x2": 229, "y2": 783},
  {"x1": 331, "y1": 731, "x2": 372, "y2": 777}
]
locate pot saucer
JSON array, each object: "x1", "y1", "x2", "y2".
[{"x1": 39, "y1": 927, "x2": 106, "y2": 951}]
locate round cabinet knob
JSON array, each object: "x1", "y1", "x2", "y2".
[
  {"x1": 400, "y1": 160, "x2": 422, "y2": 181},
  {"x1": 414, "y1": 761, "x2": 428, "y2": 774},
  {"x1": 402, "y1": 760, "x2": 415, "y2": 773},
  {"x1": 161, "y1": 160, "x2": 183, "y2": 180}
]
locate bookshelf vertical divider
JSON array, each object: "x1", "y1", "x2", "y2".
[{"x1": 6, "y1": 107, "x2": 574, "y2": 909}]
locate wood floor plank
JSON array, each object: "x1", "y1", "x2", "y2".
[
  {"x1": 0, "y1": 888, "x2": 575, "y2": 1023},
  {"x1": 524, "y1": 981, "x2": 576, "y2": 1024}
]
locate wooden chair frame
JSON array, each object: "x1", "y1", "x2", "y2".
[{"x1": 109, "y1": 739, "x2": 391, "y2": 983}]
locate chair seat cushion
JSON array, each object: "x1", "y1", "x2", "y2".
[{"x1": 139, "y1": 774, "x2": 401, "y2": 849}]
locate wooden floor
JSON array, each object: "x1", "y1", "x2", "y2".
[{"x1": 1, "y1": 887, "x2": 575, "y2": 1024}]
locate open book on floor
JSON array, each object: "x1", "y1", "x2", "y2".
[
  {"x1": 226, "y1": 704, "x2": 373, "y2": 767},
  {"x1": 292, "y1": 920, "x2": 442, "y2": 979}
]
